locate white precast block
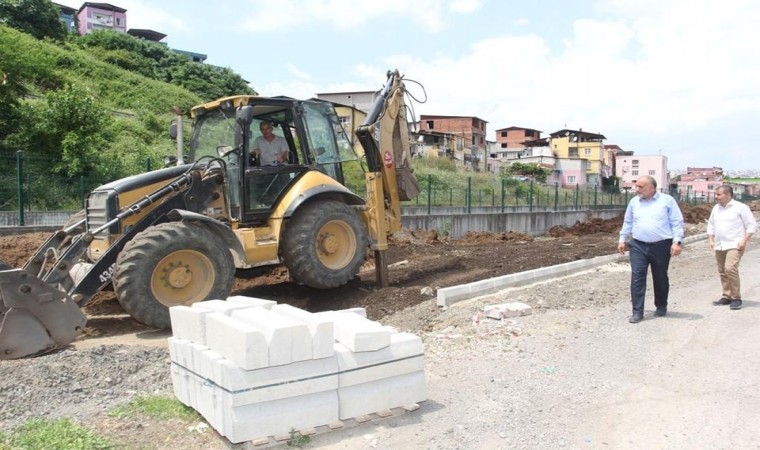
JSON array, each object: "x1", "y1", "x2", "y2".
[
  {"x1": 334, "y1": 332, "x2": 424, "y2": 386},
  {"x1": 191, "y1": 299, "x2": 255, "y2": 316},
  {"x1": 338, "y1": 370, "x2": 427, "y2": 419},
  {"x1": 169, "y1": 305, "x2": 210, "y2": 344},
  {"x1": 272, "y1": 304, "x2": 334, "y2": 359},
  {"x1": 222, "y1": 390, "x2": 340, "y2": 444},
  {"x1": 192, "y1": 344, "x2": 226, "y2": 380},
  {"x1": 167, "y1": 337, "x2": 194, "y2": 368},
  {"x1": 329, "y1": 312, "x2": 391, "y2": 352},
  {"x1": 205, "y1": 313, "x2": 268, "y2": 370},
  {"x1": 227, "y1": 295, "x2": 276, "y2": 309},
  {"x1": 211, "y1": 356, "x2": 339, "y2": 407},
  {"x1": 315, "y1": 307, "x2": 367, "y2": 318},
  {"x1": 170, "y1": 362, "x2": 192, "y2": 406},
  {"x1": 230, "y1": 308, "x2": 301, "y2": 366}
]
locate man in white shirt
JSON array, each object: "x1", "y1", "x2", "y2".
[
  {"x1": 252, "y1": 121, "x2": 289, "y2": 165},
  {"x1": 707, "y1": 186, "x2": 757, "y2": 310}
]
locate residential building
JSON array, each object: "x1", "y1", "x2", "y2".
[
  {"x1": 616, "y1": 155, "x2": 668, "y2": 193},
  {"x1": 677, "y1": 167, "x2": 723, "y2": 200},
  {"x1": 127, "y1": 28, "x2": 166, "y2": 43},
  {"x1": 548, "y1": 129, "x2": 607, "y2": 186},
  {"x1": 314, "y1": 100, "x2": 367, "y2": 157},
  {"x1": 76, "y1": 2, "x2": 127, "y2": 35},
  {"x1": 171, "y1": 49, "x2": 207, "y2": 63},
  {"x1": 412, "y1": 129, "x2": 464, "y2": 162},
  {"x1": 494, "y1": 126, "x2": 542, "y2": 149},
  {"x1": 315, "y1": 91, "x2": 378, "y2": 114},
  {"x1": 555, "y1": 158, "x2": 589, "y2": 187},
  {"x1": 53, "y1": 2, "x2": 77, "y2": 33},
  {"x1": 723, "y1": 181, "x2": 760, "y2": 199},
  {"x1": 419, "y1": 115, "x2": 488, "y2": 171}
]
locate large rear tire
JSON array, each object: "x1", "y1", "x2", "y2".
[
  {"x1": 112, "y1": 222, "x2": 235, "y2": 329},
  {"x1": 281, "y1": 200, "x2": 367, "y2": 289}
]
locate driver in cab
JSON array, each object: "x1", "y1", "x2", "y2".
[{"x1": 251, "y1": 121, "x2": 289, "y2": 165}]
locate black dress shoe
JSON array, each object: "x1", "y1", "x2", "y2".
[
  {"x1": 713, "y1": 298, "x2": 732, "y2": 306},
  {"x1": 655, "y1": 308, "x2": 667, "y2": 317},
  {"x1": 730, "y1": 299, "x2": 742, "y2": 310},
  {"x1": 629, "y1": 313, "x2": 643, "y2": 323}
]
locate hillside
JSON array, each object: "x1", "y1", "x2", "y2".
[{"x1": 0, "y1": 24, "x2": 256, "y2": 209}]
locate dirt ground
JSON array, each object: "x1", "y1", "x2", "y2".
[
  {"x1": 0, "y1": 201, "x2": 739, "y2": 449},
  {"x1": 0, "y1": 203, "x2": 717, "y2": 336}
]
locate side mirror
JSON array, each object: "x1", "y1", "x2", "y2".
[
  {"x1": 236, "y1": 106, "x2": 254, "y2": 126},
  {"x1": 169, "y1": 121, "x2": 177, "y2": 140}
]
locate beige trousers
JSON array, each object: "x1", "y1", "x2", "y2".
[{"x1": 715, "y1": 248, "x2": 744, "y2": 299}]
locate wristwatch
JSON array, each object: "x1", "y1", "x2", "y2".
[{"x1": 674, "y1": 241, "x2": 682, "y2": 245}]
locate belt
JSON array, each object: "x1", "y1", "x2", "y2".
[{"x1": 632, "y1": 238, "x2": 673, "y2": 245}]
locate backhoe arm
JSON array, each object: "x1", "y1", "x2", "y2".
[{"x1": 356, "y1": 70, "x2": 421, "y2": 286}]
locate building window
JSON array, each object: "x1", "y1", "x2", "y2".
[
  {"x1": 567, "y1": 175, "x2": 576, "y2": 184},
  {"x1": 649, "y1": 170, "x2": 656, "y2": 175},
  {"x1": 632, "y1": 159, "x2": 639, "y2": 166},
  {"x1": 501, "y1": 131, "x2": 507, "y2": 137},
  {"x1": 708, "y1": 185, "x2": 714, "y2": 190},
  {"x1": 501, "y1": 143, "x2": 507, "y2": 148},
  {"x1": 525, "y1": 130, "x2": 535, "y2": 137},
  {"x1": 584, "y1": 148, "x2": 591, "y2": 156},
  {"x1": 426, "y1": 120, "x2": 434, "y2": 130},
  {"x1": 632, "y1": 170, "x2": 639, "y2": 176}
]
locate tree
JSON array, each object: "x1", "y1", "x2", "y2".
[
  {"x1": 0, "y1": 0, "x2": 66, "y2": 41},
  {"x1": 505, "y1": 162, "x2": 551, "y2": 183}
]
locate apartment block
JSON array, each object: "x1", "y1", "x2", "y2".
[
  {"x1": 616, "y1": 154, "x2": 669, "y2": 193},
  {"x1": 548, "y1": 129, "x2": 608, "y2": 187},
  {"x1": 676, "y1": 167, "x2": 723, "y2": 200},
  {"x1": 494, "y1": 126, "x2": 542, "y2": 149},
  {"x1": 76, "y1": 2, "x2": 127, "y2": 35}
]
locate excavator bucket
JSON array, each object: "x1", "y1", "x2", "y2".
[{"x1": 0, "y1": 268, "x2": 86, "y2": 360}]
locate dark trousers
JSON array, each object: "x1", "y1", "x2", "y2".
[{"x1": 628, "y1": 239, "x2": 672, "y2": 313}]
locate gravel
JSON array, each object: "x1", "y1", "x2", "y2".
[{"x1": 5, "y1": 220, "x2": 760, "y2": 449}]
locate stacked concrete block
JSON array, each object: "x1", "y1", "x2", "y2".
[
  {"x1": 334, "y1": 332, "x2": 426, "y2": 419},
  {"x1": 169, "y1": 297, "x2": 426, "y2": 444}
]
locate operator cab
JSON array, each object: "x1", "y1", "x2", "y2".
[{"x1": 188, "y1": 96, "x2": 359, "y2": 224}]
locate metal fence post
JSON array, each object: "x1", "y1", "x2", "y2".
[
  {"x1": 427, "y1": 174, "x2": 432, "y2": 215},
  {"x1": 574, "y1": 184, "x2": 579, "y2": 209},
  {"x1": 554, "y1": 182, "x2": 559, "y2": 210},
  {"x1": 80, "y1": 176, "x2": 86, "y2": 209},
  {"x1": 16, "y1": 151, "x2": 24, "y2": 226},
  {"x1": 594, "y1": 185, "x2": 598, "y2": 207},
  {"x1": 146, "y1": 157, "x2": 152, "y2": 172},
  {"x1": 529, "y1": 179, "x2": 534, "y2": 212},
  {"x1": 467, "y1": 177, "x2": 472, "y2": 214},
  {"x1": 501, "y1": 178, "x2": 505, "y2": 213}
]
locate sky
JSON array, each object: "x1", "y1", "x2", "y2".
[{"x1": 57, "y1": 0, "x2": 760, "y2": 171}]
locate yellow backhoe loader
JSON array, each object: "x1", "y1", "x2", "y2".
[{"x1": 0, "y1": 70, "x2": 420, "y2": 360}]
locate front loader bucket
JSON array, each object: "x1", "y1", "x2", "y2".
[{"x1": 0, "y1": 269, "x2": 86, "y2": 360}]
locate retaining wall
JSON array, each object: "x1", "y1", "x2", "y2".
[{"x1": 0, "y1": 207, "x2": 626, "y2": 238}]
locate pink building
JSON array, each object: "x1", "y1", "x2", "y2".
[
  {"x1": 616, "y1": 155, "x2": 668, "y2": 193},
  {"x1": 677, "y1": 167, "x2": 723, "y2": 201},
  {"x1": 556, "y1": 158, "x2": 589, "y2": 187},
  {"x1": 77, "y1": 3, "x2": 127, "y2": 36}
]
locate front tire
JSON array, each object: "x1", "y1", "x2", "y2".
[
  {"x1": 113, "y1": 222, "x2": 235, "y2": 329},
  {"x1": 281, "y1": 200, "x2": 367, "y2": 289}
]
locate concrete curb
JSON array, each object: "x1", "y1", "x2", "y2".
[{"x1": 436, "y1": 233, "x2": 708, "y2": 307}]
